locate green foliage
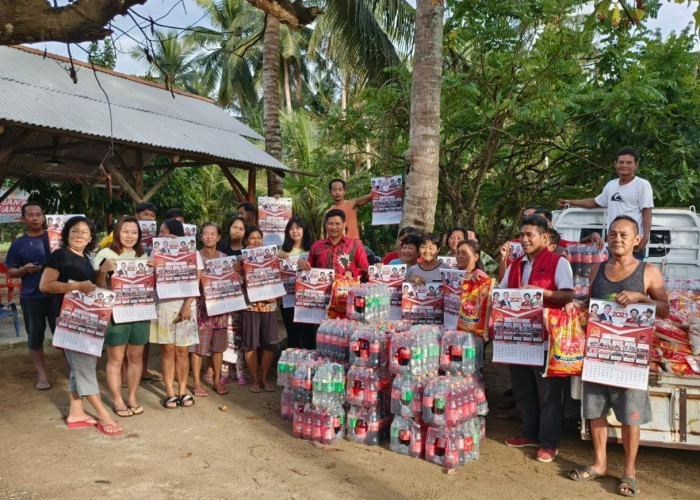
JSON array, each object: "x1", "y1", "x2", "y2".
[{"x1": 87, "y1": 39, "x2": 116, "y2": 69}]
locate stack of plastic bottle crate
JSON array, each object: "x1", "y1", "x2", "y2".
[
  {"x1": 278, "y1": 349, "x2": 318, "y2": 421},
  {"x1": 292, "y1": 362, "x2": 347, "y2": 443},
  {"x1": 344, "y1": 285, "x2": 395, "y2": 445}
]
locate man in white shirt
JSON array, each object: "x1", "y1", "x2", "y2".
[{"x1": 559, "y1": 147, "x2": 653, "y2": 260}]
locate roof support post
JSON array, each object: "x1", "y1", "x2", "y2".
[
  {"x1": 218, "y1": 164, "x2": 247, "y2": 202},
  {"x1": 247, "y1": 167, "x2": 256, "y2": 204},
  {"x1": 134, "y1": 151, "x2": 144, "y2": 198},
  {"x1": 103, "y1": 161, "x2": 142, "y2": 204}
]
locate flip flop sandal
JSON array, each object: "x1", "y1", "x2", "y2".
[
  {"x1": 66, "y1": 418, "x2": 97, "y2": 428},
  {"x1": 96, "y1": 422, "x2": 122, "y2": 437},
  {"x1": 617, "y1": 477, "x2": 638, "y2": 497},
  {"x1": 179, "y1": 394, "x2": 195, "y2": 407},
  {"x1": 113, "y1": 407, "x2": 133, "y2": 418},
  {"x1": 568, "y1": 466, "x2": 605, "y2": 481},
  {"x1": 162, "y1": 396, "x2": 179, "y2": 409},
  {"x1": 35, "y1": 380, "x2": 51, "y2": 390},
  {"x1": 128, "y1": 405, "x2": 144, "y2": 415},
  {"x1": 215, "y1": 386, "x2": 230, "y2": 395},
  {"x1": 193, "y1": 387, "x2": 209, "y2": 397}
]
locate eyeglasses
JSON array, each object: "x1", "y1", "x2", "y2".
[{"x1": 69, "y1": 229, "x2": 91, "y2": 236}]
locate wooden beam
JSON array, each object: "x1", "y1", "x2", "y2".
[
  {"x1": 247, "y1": 168, "x2": 256, "y2": 204},
  {"x1": 141, "y1": 167, "x2": 175, "y2": 203},
  {"x1": 134, "y1": 150, "x2": 144, "y2": 197},
  {"x1": 218, "y1": 165, "x2": 248, "y2": 202},
  {"x1": 112, "y1": 150, "x2": 137, "y2": 186},
  {"x1": 0, "y1": 174, "x2": 28, "y2": 204},
  {"x1": 103, "y1": 161, "x2": 141, "y2": 204},
  {"x1": 14, "y1": 140, "x2": 86, "y2": 155}
]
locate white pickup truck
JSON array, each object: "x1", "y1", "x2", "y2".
[{"x1": 554, "y1": 207, "x2": 700, "y2": 450}]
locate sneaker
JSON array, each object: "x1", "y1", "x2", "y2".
[
  {"x1": 504, "y1": 436, "x2": 540, "y2": 448},
  {"x1": 535, "y1": 447, "x2": 558, "y2": 463}
]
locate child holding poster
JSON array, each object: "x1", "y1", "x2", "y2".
[
  {"x1": 241, "y1": 226, "x2": 279, "y2": 393},
  {"x1": 39, "y1": 216, "x2": 122, "y2": 436},
  {"x1": 94, "y1": 216, "x2": 150, "y2": 418},
  {"x1": 190, "y1": 223, "x2": 231, "y2": 397},
  {"x1": 278, "y1": 217, "x2": 315, "y2": 349}
]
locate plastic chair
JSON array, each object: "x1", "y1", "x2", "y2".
[{"x1": 0, "y1": 262, "x2": 22, "y2": 337}]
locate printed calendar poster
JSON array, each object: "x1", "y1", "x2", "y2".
[
  {"x1": 491, "y1": 288, "x2": 545, "y2": 366},
  {"x1": 582, "y1": 299, "x2": 654, "y2": 391},
  {"x1": 371, "y1": 175, "x2": 403, "y2": 225},
  {"x1": 506, "y1": 242, "x2": 525, "y2": 267},
  {"x1": 258, "y1": 196, "x2": 293, "y2": 246},
  {"x1": 52, "y1": 287, "x2": 115, "y2": 356},
  {"x1": 401, "y1": 281, "x2": 444, "y2": 325},
  {"x1": 368, "y1": 264, "x2": 406, "y2": 320},
  {"x1": 241, "y1": 245, "x2": 286, "y2": 302},
  {"x1": 183, "y1": 224, "x2": 198, "y2": 238},
  {"x1": 46, "y1": 214, "x2": 85, "y2": 252},
  {"x1": 280, "y1": 253, "x2": 308, "y2": 308},
  {"x1": 139, "y1": 220, "x2": 157, "y2": 257},
  {"x1": 294, "y1": 268, "x2": 334, "y2": 324},
  {"x1": 202, "y1": 256, "x2": 246, "y2": 316},
  {"x1": 437, "y1": 256, "x2": 458, "y2": 269},
  {"x1": 442, "y1": 270, "x2": 466, "y2": 329},
  {"x1": 153, "y1": 237, "x2": 199, "y2": 299},
  {"x1": 111, "y1": 258, "x2": 157, "y2": 323}
]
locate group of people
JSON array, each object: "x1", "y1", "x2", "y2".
[{"x1": 5, "y1": 146, "x2": 663, "y2": 496}]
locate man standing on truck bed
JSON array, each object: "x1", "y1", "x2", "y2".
[
  {"x1": 567, "y1": 215, "x2": 668, "y2": 497},
  {"x1": 558, "y1": 147, "x2": 653, "y2": 260}
]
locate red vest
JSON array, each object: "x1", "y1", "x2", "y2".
[{"x1": 507, "y1": 247, "x2": 563, "y2": 309}]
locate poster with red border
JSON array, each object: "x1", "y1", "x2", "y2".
[
  {"x1": 241, "y1": 245, "x2": 286, "y2": 302},
  {"x1": 442, "y1": 270, "x2": 466, "y2": 329},
  {"x1": 371, "y1": 175, "x2": 403, "y2": 225},
  {"x1": 368, "y1": 264, "x2": 406, "y2": 320},
  {"x1": 0, "y1": 188, "x2": 29, "y2": 223},
  {"x1": 280, "y1": 253, "x2": 308, "y2": 308},
  {"x1": 46, "y1": 214, "x2": 85, "y2": 252},
  {"x1": 437, "y1": 256, "x2": 458, "y2": 269},
  {"x1": 153, "y1": 237, "x2": 199, "y2": 299},
  {"x1": 52, "y1": 287, "x2": 115, "y2": 356},
  {"x1": 111, "y1": 258, "x2": 157, "y2": 323},
  {"x1": 201, "y1": 256, "x2": 246, "y2": 315},
  {"x1": 401, "y1": 281, "x2": 444, "y2": 325},
  {"x1": 582, "y1": 299, "x2": 654, "y2": 391},
  {"x1": 506, "y1": 241, "x2": 525, "y2": 267},
  {"x1": 294, "y1": 268, "x2": 335, "y2": 324},
  {"x1": 491, "y1": 288, "x2": 545, "y2": 366},
  {"x1": 139, "y1": 220, "x2": 157, "y2": 257},
  {"x1": 258, "y1": 196, "x2": 293, "y2": 246}
]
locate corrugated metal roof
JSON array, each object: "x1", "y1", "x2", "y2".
[{"x1": 0, "y1": 46, "x2": 290, "y2": 172}]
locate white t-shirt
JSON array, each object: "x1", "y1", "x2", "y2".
[
  {"x1": 499, "y1": 257, "x2": 574, "y2": 290},
  {"x1": 594, "y1": 176, "x2": 654, "y2": 232}
]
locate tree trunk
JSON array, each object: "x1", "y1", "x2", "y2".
[
  {"x1": 284, "y1": 59, "x2": 292, "y2": 113},
  {"x1": 400, "y1": 0, "x2": 444, "y2": 233},
  {"x1": 262, "y1": 15, "x2": 284, "y2": 196}
]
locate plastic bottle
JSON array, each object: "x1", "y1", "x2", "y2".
[{"x1": 280, "y1": 386, "x2": 294, "y2": 421}]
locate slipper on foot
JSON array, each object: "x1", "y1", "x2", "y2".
[
  {"x1": 618, "y1": 477, "x2": 638, "y2": 497},
  {"x1": 215, "y1": 386, "x2": 229, "y2": 395},
  {"x1": 193, "y1": 387, "x2": 208, "y2": 397},
  {"x1": 35, "y1": 379, "x2": 51, "y2": 390},
  {"x1": 249, "y1": 385, "x2": 261, "y2": 393},
  {"x1": 162, "y1": 396, "x2": 179, "y2": 409},
  {"x1": 128, "y1": 405, "x2": 144, "y2": 415},
  {"x1": 113, "y1": 407, "x2": 133, "y2": 418},
  {"x1": 96, "y1": 422, "x2": 122, "y2": 437},
  {"x1": 179, "y1": 394, "x2": 195, "y2": 407},
  {"x1": 568, "y1": 466, "x2": 605, "y2": 481},
  {"x1": 66, "y1": 418, "x2": 97, "y2": 429}
]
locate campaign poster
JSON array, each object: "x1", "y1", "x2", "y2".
[
  {"x1": 294, "y1": 268, "x2": 335, "y2": 324},
  {"x1": 183, "y1": 224, "x2": 198, "y2": 239},
  {"x1": 201, "y1": 256, "x2": 246, "y2": 316},
  {"x1": 368, "y1": 264, "x2": 406, "y2": 320},
  {"x1": 371, "y1": 175, "x2": 403, "y2": 225},
  {"x1": 442, "y1": 270, "x2": 466, "y2": 329},
  {"x1": 52, "y1": 287, "x2": 115, "y2": 356},
  {"x1": 46, "y1": 214, "x2": 85, "y2": 252},
  {"x1": 437, "y1": 256, "x2": 458, "y2": 269},
  {"x1": 258, "y1": 196, "x2": 293, "y2": 246},
  {"x1": 139, "y1": 220, "x2": 158, "y2": 257},
  {"x1": 111, "y1": 258, "x2": 157, "y2": 323},
  {"x1": 241, "y1": 245, "x2": 286, "y2": 302},
  {"x1": 491, "y1": 288, "x2": 546, "y2": 366},
  {"x1": 280, "y1": 253, "x2": 308, "y2": 308},
  {"x1": 401, "y1": 281, "x2": 444, "y2": 325},
  {"x1": 506, "y1": 242, "x2": 525, "y2": 267},
  {"x1": 152, "y1": 237, "x2": 199, "y2": 299},
  {"x1": 0, "y1": 188, "x2": 29, "y2": 223},
  {"x1": 582, "y1": 299, "x2": 655, "y2": 391}
]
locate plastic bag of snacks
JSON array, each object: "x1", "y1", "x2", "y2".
[
  {"x1": 327, "y1": 276, "x2": 361, "y2": 319},
  {"x1": 457, "y1": 275, "x2": 494, "y2": 341},
  {"x1": 543, "y1": 308, "x2": 587, "y2": 377}
]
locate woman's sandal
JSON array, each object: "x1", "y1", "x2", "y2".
[
  {"x1": 162, "y1": 396, "x2": 179, "y2": 409},
  {"x1": 179, "y1": 394, "x2": 195, "y2": 407},
  {"x1": 113, "y1": 406, "x2": 133, "y2": 418},
  {"x1": 193, "y1": 386, "x2": 208, "y2": 397},
  {"x1": 128, "y1": 405, "x2": 144, "y2": 415}
]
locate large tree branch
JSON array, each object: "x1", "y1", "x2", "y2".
[
  {"x1": 0, "y1": 0, "x2": 148, "y2": 45},
  {"x1": 245, "y1": 0, "x2": 323, "y2": 30}
]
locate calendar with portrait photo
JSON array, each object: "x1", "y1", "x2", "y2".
[
  {"x1": 280, "y1": 252, "x2": 308, "y2": 308},
  {"x1": 368, "y1": 264, "x2": 406, "y2": 320},
  {"x1": 52, "y1": 286, "x2": 116, "y2": 356},
  {"x1": 201, "y1": 256, "x2": 246, "y2": 315},
  {"x1": 294, "y1": 268, "x2": 335, "y2": 324},
  {"x1": 46, "y1": 214, "x2": 85, "y2": 252},
  {"x1": 401, "y1": 281, "x2": 444, "y2": 325},
  {"x1": 371, "y1": 175, "x2": 403, "y2": 225},
  {"x1": 258, "y1": 196, "x2": 293, "y2": 246},
  {"x1": 153, "y1": 237, "x2": 199, "y2": 299},
  {"x1": 241, "y1": 245, "x2": 286, "y2": 302},
  {"x1": 111, "y1": 258, "x2": 157, "y2": 323},
  {"x1": 490, "y1": 288, "x2": 545, "y2": 366}
]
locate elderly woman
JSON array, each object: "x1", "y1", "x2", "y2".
[{"x1": 39, "y1": 216, "x2": 121, "y2": 436}]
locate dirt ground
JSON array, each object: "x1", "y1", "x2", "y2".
[{"x1": 0, "y1": 343, "x2": 698, "y2": 500}]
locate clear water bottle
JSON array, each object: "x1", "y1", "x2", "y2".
[{"x1": 280, "y1": 386, "x2": 294, "y2": 421}]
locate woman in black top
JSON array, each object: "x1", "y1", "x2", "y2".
[{"x1": 39, "y1": 216, "x2": 122, "y2": 436}]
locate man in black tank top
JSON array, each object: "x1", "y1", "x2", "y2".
[{"x1": 568, "y1": 216, "x2": 668, "y2": 496}]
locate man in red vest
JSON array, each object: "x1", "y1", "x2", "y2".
[{"x1": 499, "y1": 215, "x2": 574, "y2": 463}]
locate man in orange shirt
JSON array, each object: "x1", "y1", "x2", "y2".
[{"x1": 327, "y1": 179, "x2": 371, "y2": 240}]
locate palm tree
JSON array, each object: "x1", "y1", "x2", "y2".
[
  {"x1": 400, "y1": 0, "x2": 444, "y2": 232},
  {"x1": 132, "y1": 30, "x2": 202, "y2": 94},
  {"x1": 262, "y1": 14, "x2": 285, "y2": 195}
]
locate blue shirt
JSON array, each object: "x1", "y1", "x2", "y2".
[{"x1": 5, "y1": 233, "x2": 51, "y2": 299}]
